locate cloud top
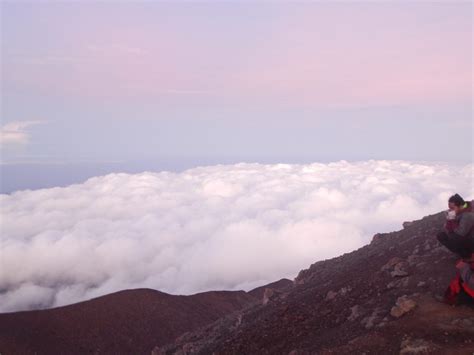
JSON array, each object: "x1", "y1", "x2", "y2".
[{"x1": 1, "y1": 160, "x2": 472, "y2": 312}]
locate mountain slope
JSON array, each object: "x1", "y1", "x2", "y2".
[
  {"x1": 157, "y1": 203, "x2": 474, "y2": 354},
  {"x1": 0, "y1": 287, "x2": 255, "y2": 354}
]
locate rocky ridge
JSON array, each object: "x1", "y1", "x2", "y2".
[{"x1": 156, "y1": 202, "x2": 474, "y2": 354}]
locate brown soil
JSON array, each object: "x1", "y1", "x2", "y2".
[{"x1": 0, "y1": 288, "x2": 258, "y2": 354}]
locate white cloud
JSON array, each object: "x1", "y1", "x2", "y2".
[
  {"x1": 0, "y1": 160, "x2": 472, "y2": 312},
  {"x1": 0, "y1": 120, "x2": 46, "y2": 146}
]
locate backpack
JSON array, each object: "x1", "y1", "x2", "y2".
[{"x1": 443, "y1": 255, "x2": 474, "y2": 306}]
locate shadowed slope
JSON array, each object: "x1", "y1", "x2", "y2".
[{"x1": 0, "y1": 288, "x2": 257, "y2": 355}]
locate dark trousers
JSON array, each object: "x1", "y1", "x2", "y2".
[{"x1": 436, "y1": 231, "x2": 474, "y2": 258}]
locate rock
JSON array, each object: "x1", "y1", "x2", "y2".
[
  {"x1": 320, "y1": 308, "x2": 331, "y2": 316},
  {"x1": 381, "y1": 257, "x2": 411, "y2": 277},
  {"x1": 407, "y1": 255, "x2": 419, "y2": 265},
  {"x1": 391, "y1": 269, "x2": 409, "y2": 277},
  {"x1": 399, "y1": 337, "x2": 433, "y2": 354},
  {"x1": 338, "y1": 286, "x2": 352, "y2": 296},
  {"x1": 451, "y1": 317, "x2": 474, "y2": 329},
  {"x1": 347, "y1": 305, "x2": 362, "y2": 321},
  {"x1": 434, "y1": 294, "x2": 444, "y2": 302},
  {"x1": 387, "y1": 277, "x2": 410, "y2": 289},
  {"x1": 235, "y1": 314, "x2": 243, "y2": 327},
  {"x1": 403, "y1": 221, "x2": 414, "y2": 229},
  {"x1": 417, "y1": 281, "x2": 426, "y2": 287},
  {"x1": 390, "y1": 295, "x2": 417, "y2": 318},
  {"x1": 360, "y1": 314, "x2": 377, "y2": 329},
  {"x1": 387, "y1": 280, "x2": 398, "y2": 289},
  {"x1": 371, "y1": 233, "x2": 384, "y2": 243},
  {"x1": 183, "y1": 343, "x2": 196, "y2": 353},
  {"x1": 390, "y1": 262, "x2": 410, "y2": 277},
  {"x1": 325, "y1": 290, "x2": 338, "y2": 301},
  {"x1": 381, "y1": 257, "x2": 404, "y2": 271},
  {"x1": 326, "y1": 286, "x2": 352, "y2": 301},
  {"x1": 263, "y1": 288, "x2": 282, "y2": 305},
  {"x1": 360, "y1": 307, "x2": 384, "y2": 329},
  {"x1": 288, "y1": 350, "x2": 312, "y2": 355}
]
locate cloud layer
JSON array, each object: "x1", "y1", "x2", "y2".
[{"x1": 1, "y1": 160, "x2": 473, "y2": 312}]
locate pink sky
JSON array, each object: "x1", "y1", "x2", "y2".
[
  {"x1": 1, "y1": 1, "x2": 472, "y2": 173},
  {"x1": 3, "y1": 2, "x2": 471, "y2": 107}
]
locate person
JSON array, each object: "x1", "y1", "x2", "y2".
[
  {"x1": 436, "y1": 194, "x2": 474, "y2": 259},
  {"x1": 443, "y1": 253, "x2": 474, "y2": 305}
]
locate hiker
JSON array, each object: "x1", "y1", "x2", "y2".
[
  {"x1": 443, "y1": 253, "x2": 474, "y2": 305},
  {"x1": 436, "y1": 194, "x2": 474, "y2": 259}
]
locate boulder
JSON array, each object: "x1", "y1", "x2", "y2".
[{"x1": 390, "y1": 295, "x2": 416, "y2": 318}]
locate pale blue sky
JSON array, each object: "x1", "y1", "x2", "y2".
[{"x1": 1, "y1": 1, "x2": 472, "y2": 193}]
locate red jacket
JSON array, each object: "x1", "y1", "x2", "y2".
[{"x1": 444, "y1": 253, "x2": 474, "y2": 304}]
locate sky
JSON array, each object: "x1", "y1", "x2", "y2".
[{"x1": 0, "y1": 1, "x2": 472, "y2": 192}]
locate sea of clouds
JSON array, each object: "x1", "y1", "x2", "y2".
[{"x1": 1, "y1": 159, "x2": 473, "y2": 312}]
